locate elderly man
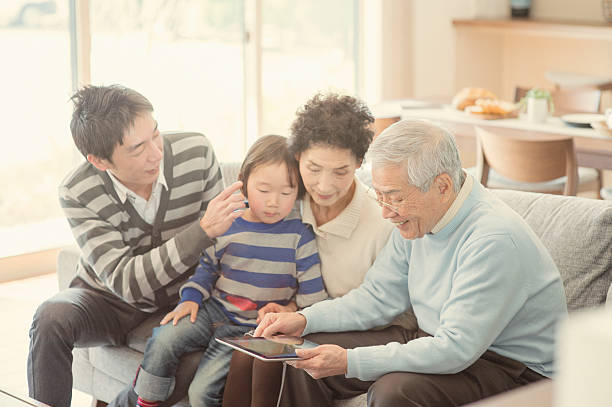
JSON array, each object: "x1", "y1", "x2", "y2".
[{"x1": 254, "y1": 119, "x2": 567, "y2": 407}]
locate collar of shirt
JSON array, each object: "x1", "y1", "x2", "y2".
[
  {"x1": 107, "y1": 158, "x2": 167, "y2": 205},
  {"x1": 430, "y1": 170, "x2": 473, "y2": 234},
  {"x1": 300, "y1": 177, "x2": 364, "y2": 239}
]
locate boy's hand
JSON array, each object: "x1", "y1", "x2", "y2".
[
  {"x1": 256, "y1": 301, "x2": 298, "y2": 323},
  {"x1": 160, "y1": 301, "x2": 199, "y2": 326}
]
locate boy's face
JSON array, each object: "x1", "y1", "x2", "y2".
[
  {"x1": 244, "y1": 161, "x2": 299, "y2": 224},
  {"x1": 88, "y1": 112, "x2": 162, "y2": 198}
]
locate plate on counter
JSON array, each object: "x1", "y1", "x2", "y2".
[
  {"x1": 591, "y1": 121, "x2": 612, "y2": 137},
  {"x1": 561, "y1": 114, "x2": 606, "y2": 128}
]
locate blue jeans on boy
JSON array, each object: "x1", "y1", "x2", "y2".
[{"x1": 133, "y1": 298, "x2": 251, "y2": 407}]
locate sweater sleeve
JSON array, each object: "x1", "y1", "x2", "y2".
[
  {"x1": 59, "y1": 188, "x2": 216, "y2": 305},
  {"x1": 300, "y1": 229, "x2": 412, "y2": 333},
  {"x1": 345, "y1": 234, "x2": 528, "y2": 381},
  {"x1": 180, "y1": 245, "x2": 220, "y2": 305},
  {"x1": 58, "y1": 141, "x2": 224, "y2": 307},
  {"x1": 294, "y1": 226, "x2": 328, "y2": 308}
]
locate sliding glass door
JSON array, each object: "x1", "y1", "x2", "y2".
[
  {"x1": 0, "y1": 0, "x2": 358, "y2": 259},
  {"x1": 89, "y1": 0, "x2": 246, "y2": 162},
  {"x1": 0, "y1": 0, "x2": 74, "y2": 257}
]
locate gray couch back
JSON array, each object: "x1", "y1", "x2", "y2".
[{"x1": 491, "y1": 189, "x2": 612, "y2": 311}]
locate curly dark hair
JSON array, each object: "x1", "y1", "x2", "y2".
[{"x1": 289, "y1": 93, "x2": 374, "y2": 161}]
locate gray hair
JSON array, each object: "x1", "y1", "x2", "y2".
[{"x1": 366, "y1": 119, "x2": 465, "y2": 193}]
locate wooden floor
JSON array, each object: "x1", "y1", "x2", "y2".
[{"x1": 0, "y1": 273, "x2": 92, "y2": 406}]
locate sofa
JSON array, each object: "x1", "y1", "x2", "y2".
[{"x1": 57, "y1": 164, "x2": 612, "y2": 407}]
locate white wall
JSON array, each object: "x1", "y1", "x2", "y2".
[
  {"x1": 383, "y1": 0, "x2": 607, "y2": 100},
  {"x1": 531, "y1": 0, "x2": 604, "y2": 22},
  {"x1": 361, "y1": 0, "x2": 414, "y2": 104},
  {"x1": 411, "y1": 0, "x2": 474, "y2": 99}
]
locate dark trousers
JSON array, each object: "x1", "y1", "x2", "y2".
[
  {"x1": 277, "y1": 326, "x2": 545, "y2": 407},
  {"x1": 27, "y1": 278, "x2": 149, "y2": 407}
]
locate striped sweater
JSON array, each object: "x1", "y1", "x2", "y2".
[
  {"x1": 180, "y1": 214, "x2": 328, "y2": 326},
  {"x1": 59, "y1": 132, "x2": 224, "y2": 312}
]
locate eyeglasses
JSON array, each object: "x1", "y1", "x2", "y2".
[{"x1": 366, "y1": 187, "x2": 408, "y2": 213}]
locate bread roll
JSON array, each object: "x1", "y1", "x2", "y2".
[
  {"x1": 452, "y1": 87, "x2": 497, "y2": 110},
  {"x1": 467, "y1": 98, "x2": 518, "y2": 116}
]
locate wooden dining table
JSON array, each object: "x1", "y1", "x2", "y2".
[{"x1": 399, "y1": 105, "x2": 612, "y2": 170}]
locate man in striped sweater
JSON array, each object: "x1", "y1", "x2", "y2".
[{"x1": 27, "y1": 85, "x2": 246, "y2": 407}]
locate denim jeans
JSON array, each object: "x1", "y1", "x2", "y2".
[
  {"x1": 28, "y1": 279, "x2": 149, "y2": 407},
  {"x1": 134, "y1": 298, "x2": 250, "y2": 407}
]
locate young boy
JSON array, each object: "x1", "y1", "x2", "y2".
[{"x1": 127, "y1": 135, "x2": 328, "y2": 407}]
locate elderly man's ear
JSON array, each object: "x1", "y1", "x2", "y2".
[{"x1": 434, "y1": 173, "x2": 455, "y2": 202}]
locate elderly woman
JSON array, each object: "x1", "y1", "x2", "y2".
[{"x1": 221, "y1": 93, "x2": 399, "y2": 407}]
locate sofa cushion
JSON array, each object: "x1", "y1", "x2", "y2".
[
  {"x1": 89, "y1": 345, "x2": 144, "y2": 385},
  {"x1": 125, "y1": 311, "x2": 167, "y2": 353},
  {"x1": 492, "y1": 189, "x2": 612, "y2": 312}
]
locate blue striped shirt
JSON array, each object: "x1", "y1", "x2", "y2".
[{"x1": 180, "y1": 213, "x2": 328, "y2": 326}]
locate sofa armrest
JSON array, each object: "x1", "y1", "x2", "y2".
[{"x1": 57, "y1": 246, "x2": 80, "y2": 290}]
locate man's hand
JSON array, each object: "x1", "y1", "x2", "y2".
[
  {"x1": 256, "y1": 301, "x2": 298, "y2": 323},
  {"x1": 160, "y1": 301, "x2": 199, "y2": 326},
  {"x1": 200, "y1": 181, "x2": 246, "y2": 238},
  {"x1": 254, "y1": 312, "x2": 307, "y2": 338},
  {"x1": 287, "y1": 345, "x2": 348, "y2": 379}
]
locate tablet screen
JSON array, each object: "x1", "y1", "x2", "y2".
[{"x1": 216, "y1": 335, "x2": 318, "y2": 361}]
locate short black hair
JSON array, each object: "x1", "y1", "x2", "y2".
[
  {"x1": 289, "y1": 93, "x2": 374, "y2": 161},
  {"x1": 239, "y1": 135, "x2": 304, "y2": 199},
  {"x1": 70, "y1": 84, "x2": 154, "y2": 161}
]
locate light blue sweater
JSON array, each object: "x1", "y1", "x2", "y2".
[{"x1": 301, "y1": 181, "x2": 567, "y2": 381}]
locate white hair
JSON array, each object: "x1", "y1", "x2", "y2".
[{"x1": 366, "y1": 119, "x2": 465, "y2": 192}]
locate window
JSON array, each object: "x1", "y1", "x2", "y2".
[
  {"x1": 0, "y1": 0, "x2": 359, "y2": 260},
  {"x1": 260, "y1": 0, "x2": 358, "y2": 136},
  {"x1": 0, "y1": 0, "x2": 74, "y2": 257},
  {"x1": 89, "y1": 0, "x2": 246, "y2": 162}
]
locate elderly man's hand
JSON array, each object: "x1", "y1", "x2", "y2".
[
  {"x1": 287, "y1": 345, "x2": 348, "y2": 379},
  {"x1": 256, "y1": 302, "x2": 298, "y2": 323},
  {"x1": 254, "y1": 312, "x2": 306, "y2": 338},
  {"x1": 199, "y1": 181, "x2": 246, "y2": 238}
]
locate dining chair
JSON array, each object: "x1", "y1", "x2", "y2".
[
  {"x1": 513, "y1": 87, "x2": 604, "y2": 196},
  {"x1": 514, "y1": 86, "x2": 602, "y2": 114},
  {"x1": 372, "y1": 115, "x2": 400, "y2": 139},
  {"x1": 545, "y1": 71, "x2": 612, "y2": 93},
  {"x1": 471, "y1": 127, "x2": 600, "y2": 197}
]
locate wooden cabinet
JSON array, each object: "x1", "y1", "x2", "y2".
[{"x1": 452, "y1": 19, "x2": 612, "y2": 107}]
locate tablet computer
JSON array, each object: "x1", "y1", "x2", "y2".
[{"x1": 215, "y1": 335, "x2": 318, "y2": 362}]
